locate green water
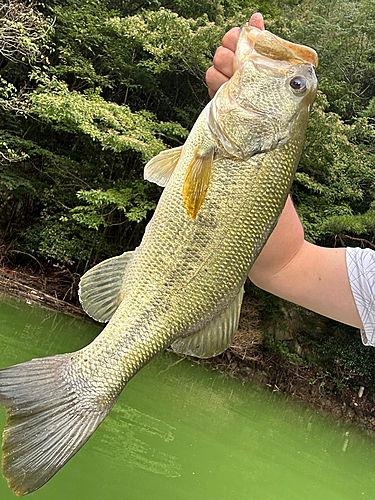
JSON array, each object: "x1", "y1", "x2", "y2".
[{"x1": 0, "y1": 294, "x2": 374, "y2": 499}]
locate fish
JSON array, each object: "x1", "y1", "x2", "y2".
[{"x1": 0, "y1": 24, "x2": 318, "y2": 496}]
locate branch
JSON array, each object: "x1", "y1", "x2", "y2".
[
  {"x1": 0, "y1": 0, "x2": 54, "y2": 65},
  {"x1": 344, "y1": 235, "x2": 375, "y2": 250}
]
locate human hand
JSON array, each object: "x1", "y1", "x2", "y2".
[{"x1": 205, "y1": 13, "x2": 265, "y2": 99}]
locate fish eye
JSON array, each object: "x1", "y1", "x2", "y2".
[{"x1": 289, "y1": 76, "x2": 308, "y2": 95}]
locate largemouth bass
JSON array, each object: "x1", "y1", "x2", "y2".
[{"x1": 0, "y1": 24, "x2": 318, "y2": 496}]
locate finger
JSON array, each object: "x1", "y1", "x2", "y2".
[
  {"x1": 212, "y1": 46, "x2": 235, "y2": 78},
  {"x1": 222, "y1": 27, "x2": 240, "y2": 52},
  {"x1": 249, "y1": 12, "x2": 264, "y2": 30},
  {"x1": 206, "y1": 14, "x2": 264, "y2": 100},
  {"x1": 206, "y1": 66, "x2": 229, "y2": 99}
]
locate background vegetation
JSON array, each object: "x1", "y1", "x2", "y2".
[
  {"x1": 2, "y1": 0, "x2": 375, "y2": 267},
  {"x1": 2, "y1": 0, "x2": 375, "y2": 385}
]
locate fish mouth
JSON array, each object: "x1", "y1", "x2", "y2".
[
  {"x1": 210, "y1": 25, "x2": 318, "y2": 158},
  {"x1": 246, "y1": 25, "x2": 318, "y2": 68},
  {"x1": 234, "y1": 24, "x2": 318, "y2": 73}
]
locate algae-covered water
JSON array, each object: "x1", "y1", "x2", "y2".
[{"x1": 0, "y1": 294, "x2": 374, "y2": 499}]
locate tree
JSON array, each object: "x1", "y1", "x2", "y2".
[
  {"x1": 0, "y1": 0, "x2": 53, "y2": 65},
  {"x1": 1, "y1": 0, "x2": 375, "y2": 274},
  {"x1": 0, "y1": 1, "x2": 222, "y2": 269}
]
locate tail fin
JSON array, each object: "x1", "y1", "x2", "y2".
[{"x1": 0, "y1": 355, "x2": 112, "y2": 496}]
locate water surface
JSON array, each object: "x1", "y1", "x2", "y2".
[{"x1": 0, "y1": 294, "x2": 374, "y2": 499}]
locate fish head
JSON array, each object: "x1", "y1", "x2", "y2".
[{"x1": 210, "y1": 25, "x2": 318, "y2": 159}]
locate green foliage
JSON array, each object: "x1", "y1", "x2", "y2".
[
  {"x1": 309, "y1": 324, "x2": 375, "y2": 389},
  {"x1": 272, "y1": 0, "x2": 375, "y2": 119},
  {"x1": 264, "y1": 336, "x2": 306, "y2": 366},
  {"x1": 71, "y1": 180, "x2": 157, "y2": 229},
  {"x1": 106, "y1": 0, "x2": 289, "y2": 23},
  {"x1": 0, "y1": 0, "x2": 53, "y2": 65},
  {"x1": 320, "y1": 208, "x2": 375, "y2": 246},
  {"x1": 292, "y1": 92, "x2": 375, "y2": 243},
  {"x1": 22, "y1": 218, "x2": 98, "y2": 265},
  {"x1": 29, "y1": 78, "x2": 172, "y2": 161},
  {"x1": 46, "y1": 3, "x2": 224, "y2": 125},
  {"x1": 1, "y1": 0, "x2": 375, "y2": 276}
]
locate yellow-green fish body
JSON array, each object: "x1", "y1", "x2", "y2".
[
  {"x1": 0, "y1": 25, "x2": 318, "y2": 496},
  {"x1": 80, "y1": 25, "x2": 318, "y2": 378}
]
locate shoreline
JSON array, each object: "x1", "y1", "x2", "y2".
[
  {"x1": 1, "y1": 263, "x2": 375, "y2": 434},
  {"x1": 0, "y1": 266, "x2": 85, "y2": 317}
]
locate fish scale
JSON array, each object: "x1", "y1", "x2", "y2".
[
  {"x1": 0, "y1": 23, "x2": 318, "y2": 496},
  {"x1": 80, "y1": 135, "x2": 305, "y2": 387}
]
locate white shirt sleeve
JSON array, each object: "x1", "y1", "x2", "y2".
[{"x1": 346, "y1": 246, "x2": 375, "y2": 346}]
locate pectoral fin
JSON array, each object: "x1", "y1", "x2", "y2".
[
  {"x1": 182, "y1": 147, "x2": 214, "y2": 219},
  {"x1": 79, "y1": 250, "x2": 135, "y2": 322},
  {"x1": 171, "y1": 287, "x2": 244, "y2": 358},
  {"x1": 144, "y1": 146, "x2": 183, "y2": 187}
]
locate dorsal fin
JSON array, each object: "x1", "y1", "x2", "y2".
[
  {"x1": 79, "y1": 250, "x2": 134, "y2": 322},
  {"x1": 171, "y1": 287, "x2": 244, "y2": 358},
  {"x1": 144, "y1": 146, "x2": 183, "y2": 187}
]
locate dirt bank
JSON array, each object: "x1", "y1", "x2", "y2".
[
  {"x1": 0, "y1": 263, "x2": 84, "y2": 317},
  {"x1": 1, "y1": 262, "x2": 375, "y2": 434}
]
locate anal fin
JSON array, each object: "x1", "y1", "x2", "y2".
[{"x1": 171, "y1": 287, "x2": 244, "y2": 358}]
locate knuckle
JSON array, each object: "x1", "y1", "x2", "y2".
[
  {"x1": 205, "y1": 66, "x2": 215, "y2": 85},
  {"x1": 222, "y1": 27, "x2": 236, "y2": 45},
  {"x1": 222, "y1": 27, "x2": 240, "y2": 50},
  {"x1": 213, "y1": 46, "x2": 228, "y2": 68}
]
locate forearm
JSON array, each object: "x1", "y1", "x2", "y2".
[
  {"x1": 207, "y1": 15, "x2": 363, "y2": 331},
  {"x1": 249, "y1": 197, "x2": 363, "y2": 329},
  {"x1": 249, "y1": 196, "x2": 304, "y2": 282}
]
